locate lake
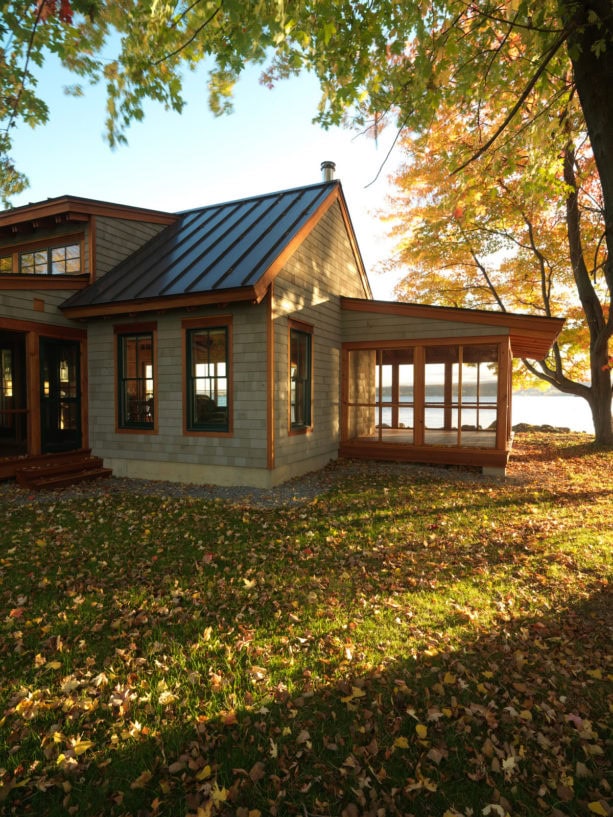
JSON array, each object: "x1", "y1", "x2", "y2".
[{"x1": 512, "y1": 393, "x2": 594, "y2": 433}]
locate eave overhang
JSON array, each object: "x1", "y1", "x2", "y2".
[{"x1": 341, "y1": 298, "x2": 565, "y2": 360}]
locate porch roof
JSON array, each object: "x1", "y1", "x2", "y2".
[{"x1": 340, "y1": 298, "x2": 565, "y2": 360}]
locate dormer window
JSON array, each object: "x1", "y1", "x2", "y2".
[
  {"x1": 0, "y1": 238, "x2": 83, "y2": 276},
  {"x1": 19, "y1": 243, "x2": 81, "y2": 275}
]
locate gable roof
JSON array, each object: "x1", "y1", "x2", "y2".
[
  {"x1": 341, "y1": 298, "x2": 565, "y2": 360},
  {"x1": 62, "y1": 181, "x2": 370, "y2": 318}
]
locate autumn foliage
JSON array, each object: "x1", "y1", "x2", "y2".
[{"x1": 0, "y1": 432, "x2": 611, "y2": 816}]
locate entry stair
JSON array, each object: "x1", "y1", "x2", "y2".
[{"x1": 15, "y1": 449, "x2": 112, "y2": 490}]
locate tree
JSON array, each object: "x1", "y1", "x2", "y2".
[
  {"x1": 1, "y1": 1, "x2": 611, "y2": 440},
  {"x1": 382, "y1": 98, "x2": 611, "y2": 441}
]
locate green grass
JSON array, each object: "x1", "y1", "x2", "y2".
[{"x1": 0, "y1": 432, "x2": 611, "y2": 817}]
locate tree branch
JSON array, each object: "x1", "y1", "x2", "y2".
[{"x1": 153, "y1": 3, "x2": 223, "y2": 66}]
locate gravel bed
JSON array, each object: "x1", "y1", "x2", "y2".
[{"x1": 0, "y1": 457, "x2": 502, "y2": 509}]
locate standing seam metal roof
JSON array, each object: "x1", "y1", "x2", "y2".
[{"x1": 62, "y1": 181, "x2": 341, "y2": 309}]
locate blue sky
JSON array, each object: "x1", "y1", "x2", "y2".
[{"x1": 9, "y1": 58, "x2": 402, "y2": 299}]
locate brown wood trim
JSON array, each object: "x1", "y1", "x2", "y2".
[
  {"x1": 288, "y1": 317, "x2": 314, "y2": 333},
  {"x1": 0, "y1": 316, "x2": 86, "y2": 339},
  {"x1": 339, "y1": 440, "x2": 510, "y2": 469},
  {"x1": 343, "y1": 334, "x2": 509, "y2": 351},
  {"x1": 80, "y1": 336, "x2": 89, "y2": 450},
  {"x1": 0, "y1": 197, "x2": 176, "y2": 229},
  {"x1": 497, "y1": 337, "x2": 512, "y2": 449},
  {"x1": 0, "y1": 275, "x2": 89, "y2": 290},
  {"x1": 413, "y1": 346, "x2": 425, "y2": 445},
  {"x1": 288, "y1": 318, "x2": 314, "y2": 434},
  {"x1": 113, "y1": 321, "x2": 158, "y2": 334},
  {"x1": 182, "y1": 316, "x2": 233, "y2": 437},
  {"x1": 267, "y1": 284, "x2": 275, "y2": 470},
  {"x1": 88, "y1": 217, "x2": 96, "y2": 282},
  {"x1": 181, "y1": 314, "x2": 233, "y2": 330},
  {"x1": 26, "y1": 331, "x2": 41, "y2": 456},
  {"x1": 62, "y1": 286, "x2": 259, "y2": 319},
  {"x1": 113, "y1": 324, "x2": 158, "y2": 434},
  {"x1": 252, "y1": 189, "x2": 341, "y2": 302},
  {"x1": 2, "y1": 231, "x2": 85, "y2": 254}
]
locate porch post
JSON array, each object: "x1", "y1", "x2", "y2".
[{"x1": 26, "y1": 331, "x2": 41, "y2": 456}]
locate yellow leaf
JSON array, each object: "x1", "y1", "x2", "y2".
[
  {"x1": 588, "y1": 802, "x2": 608, "y2": 816},
  {"x1": 394, "y1": 736, "x2": 409, "y2": 749},
  {"x1": 416, "y1": 724, "x2": 428, "y2": 739},
  {"x1": 587, "y1": 669, "x2": 602, "y2": 680},
  {"x1": 195, "y1": 764, "x2": 211, "y2": 781},
  {"x1": 131, "y1": 770, "x2": 153, "y2": 789},
  {"x1": 341, "y1": 685, "x2": 366, "y2": 703},
  {"x1": 211, "y1": 783, "x2": 228, "y2": 804},
  {"x1": 47, "y1": 660, "x2": 62, "y2": 671},
  {"x1": 72, "y1": 739, "x2": 94, "y2": 756},
  {"x1": 443, "y1": 672, "x2": 456, "y2": 685}
]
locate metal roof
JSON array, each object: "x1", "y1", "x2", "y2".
[{"x1": 63, "y1": 181, "x2": 347, "y2": 313}]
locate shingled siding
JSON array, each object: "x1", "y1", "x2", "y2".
[
  {"x1": 341, "y1": 310, "x2": 510, "y2": 343},
  {"x1": 86, "y1": 302, "x2": 272, "y2": 486},
  {"x1": 0, "y1": 289, "x2": 85, "y2": 329},
  {"x1": 271, "y1": 202, "x2": 370, "y2": 481},
  {"x1": 94, "y1": 217, "x2": 168, "y2": 278}
]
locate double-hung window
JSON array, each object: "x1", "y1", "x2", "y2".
[
  {"x1": 184, "y1": 318, "x2": 231, "y2": 433},
  {"x1": 116, "y1": 325, "x2": 156, "y2": 430},
  {"x1": 289, "y1": 322, "x2": 313, "y2": 431}
]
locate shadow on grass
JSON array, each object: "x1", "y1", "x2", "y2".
[{"x1": 4, "y1": 585, "x2": 610, "y2": 817}]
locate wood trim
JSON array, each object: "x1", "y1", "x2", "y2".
[
  {"x1": 413, "y1": 345, "x2": 425, "y2": 446},
  {"x1": 113, "y1": 321, "x2": 158, "y2": 334},
  {"x1": 62, "y1": 286, "x2": 260, "y2": 319},
  {"x1": 497, "y1": 337, "x2": 512, "y2": 448},
  {"x1": 288, "y1": 319, "x2": 314, "y2": 435},
  {"x1": 343, "y1": 334, "x2": 509, "y2": 351},
  {"x1": 181, "y1": 316, "x2": 234, "y2": 437},
  {"x1": 80, "y1": 336, "x2": 89, "y2": 450},
  {"x1": 252, "y1": 189, "x2": 341, "y2": 302},
  {"x1": 26, "y1": 331, "x2": 41, "y2": 455},
  {"x1": 339, "y1": 440, "x2": 510, "y2": 469},
  {"x1": 0, "y1": 275, "x2": 89, "y2": 290},
  {"x1": 181, "y1": 314, "x2": 233, "y2": 330},
  {"x1": 4, "y1": 231, "x2": 85, "y2": 254},
  {"x1": 0, "y1": 197, "x2": 176, "y2": 229},
  {"x1": 267, "y1": 284, "x2": 275, "y2": 470},
  {"x1": 0, "y1": 316, "x2": 86, "y2": 340},
  {"x1": 88, "y1": 217, "x2": 96, "y2": 282},
  {"x1": 114, "y1": 324, "x2": 159, "y2": 434}
]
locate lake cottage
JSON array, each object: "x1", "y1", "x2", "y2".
[{"x1": 0, "y1": 169, "x2": 563, "y2": 487}]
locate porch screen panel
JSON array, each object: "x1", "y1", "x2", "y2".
[
  {"x1": 346, "y1": 349, "x2": 377, "y2": 440},
  {"x1": 424, "y1": 345, "x2": 460, "y2": 446},
  {"x1": 460, "y1": 344, "x2": 499, "y2": 445},
  {"x1": 118, "y1": 333, "x2": 154, "y2": 429},
  {"x1": 187, "y1": 327, "x2": 229, "y2": 431}
]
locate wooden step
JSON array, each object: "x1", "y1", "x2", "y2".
[
  {"x1": 15, "y1": 451, "x2": 112, "y2": 489},
  {"x1": 1, "y1": 448, "x2": 93, "y2": 480},
  {"x1": 29, "y1": 467, "x2": 113, "y2": 490}
]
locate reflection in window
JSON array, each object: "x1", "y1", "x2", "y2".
[
  {"x1": 187, "y1": 327, "x2": 229, "y2": 431},
  {"x1": 118, "y1": 333, "x2": 154, "y2": 429},
  {"x1": 18, "y1": 243, "x2": 81, "y2": 275},
  {"x1": 290, "y1": 328, "x2": 312, "y2": 429}
]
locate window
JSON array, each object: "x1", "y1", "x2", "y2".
[
  {"x1": 0, "y1": 256, "x2": 12, "y2": 273},
  {"x1": 290, "y1": 325, "x2": 312, "y2": 430},
  {"x1": 117, "y1": 330, "x2": 155, "y2": 430},
  {"x1": 186, "y1": 326, "x2": 229, "y2": 432},
  {"x1": 19, "y1": 242, "x2": 81, "y2": 275}
]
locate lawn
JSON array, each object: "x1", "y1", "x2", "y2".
[{"x1": 0, "y1": 432, "x2": 611, "y2": 817}]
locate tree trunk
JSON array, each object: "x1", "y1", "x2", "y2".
[{"x1": 559, "y1": 1, "x2": 613, "y2": 444}]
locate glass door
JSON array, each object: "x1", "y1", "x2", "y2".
[{"x1": 40, "y1": 338, "x2": 81, "y2": 453}]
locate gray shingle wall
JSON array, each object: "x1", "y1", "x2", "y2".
[
  {"x1": 0, "y1": 289, "x2": 84, "y2": 328},
  {"x1": 272, "y1": 202, "x2": 370, "y2": 470},
  {"x1": 87, "y1": 302, "x2": 269, "y2": 472},
  {"x1": 95, "y1": 217, "x2": 167, "y2": 277}
]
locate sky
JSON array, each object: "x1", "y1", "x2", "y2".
[{"x1": 8, "y1": 57, "x2": 403, "y2": 299}]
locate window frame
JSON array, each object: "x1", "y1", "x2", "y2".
[
  {"x1": 114, "y1": 323, "x2": 158, "y2": 433},
  {"x1": 0, "y1": 234, "x2": 85, "y2": 277},
  {"x1": 289, "y1": 319, "x2": 313, "y2": 434},
  {"x1": 182, "y1": 316, "x2": 233, "y2": 437}
]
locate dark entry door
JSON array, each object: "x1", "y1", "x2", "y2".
[{"x1": 40, "y1": 338, "x2": 82, "y2": 453}]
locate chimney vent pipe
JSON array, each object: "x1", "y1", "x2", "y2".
[{"x1": 321, "y1": 160, "x2": 336, "y2": 182}]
